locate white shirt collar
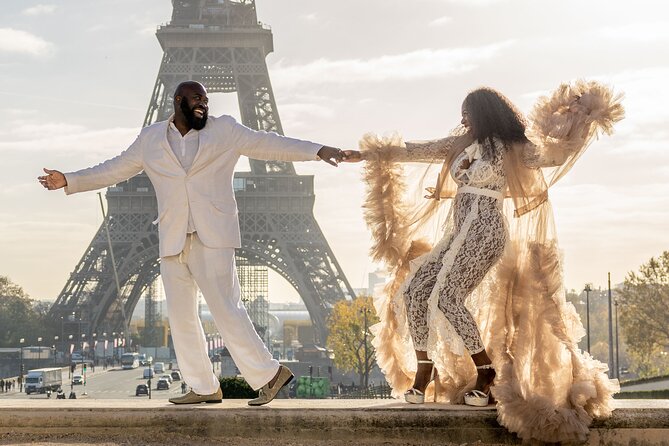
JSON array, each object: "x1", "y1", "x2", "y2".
[{"x1": 168, "y1": 115, "x2": 198, "y2": 137}]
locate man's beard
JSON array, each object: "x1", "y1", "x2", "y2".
[{"x1": 181, "y1": 100, "x2": 208, "y2": 130}]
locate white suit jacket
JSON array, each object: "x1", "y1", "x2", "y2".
[{"x1": 64, "y1": 115, "x2": 322, "y2": 257}]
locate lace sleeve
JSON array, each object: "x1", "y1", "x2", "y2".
[
  {"x1": 520, "y1": 141, "x2": 571, "y2": 168},
  {"x1": 391, "y1": 137, "x2": 454, "y2": 162}
]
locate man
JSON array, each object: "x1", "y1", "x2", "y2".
[{"x1": 39, "y1": 81, "x2": 346, "y2": 406}]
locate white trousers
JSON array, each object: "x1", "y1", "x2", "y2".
[{"x1": 160, "y1": 233, "x2": 279, "y2": 394}]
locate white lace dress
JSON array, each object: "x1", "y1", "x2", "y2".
[
  {"x1": 399, "y1": 138, "x2": 508, "y2": 354},
  {"x1": 364, "y1": 80, "x2": 624, "y2": 443}
]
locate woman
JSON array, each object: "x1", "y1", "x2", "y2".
[{"x1": 343, "y1": 80, "x2": 624, "y2": 443}]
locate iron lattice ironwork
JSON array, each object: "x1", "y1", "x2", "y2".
[
  {"x1": 48, "y1": 0, "x2": 354, "y2": 344},
  {"x1": 236, "y1": 255, "x2": 269, "y2": 345},
  {"x1": 143, "y1": 282, "x2": 161, "y2": 346}
]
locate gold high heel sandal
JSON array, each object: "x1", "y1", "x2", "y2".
[{"x1": 404, "y1": 360, "x2": 436, "y2": 404}]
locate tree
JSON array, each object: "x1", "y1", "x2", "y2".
[
  {"x1": 0, "y1": 276, "x2": 59, "y2": 348},
  {"x1": 617, "y1": 252, "x2": 669, "y2": 378},
  {"x1": 326, "y1": 295, "x2": 379, "y2": 388},
  {"x1": 567, "y1": 287, "x2": 632, "y2": 376},
  {"x1": 0, "y1": 276, "x2": 29, "y2": 299},
  {"x1": 0, "y1": 276, "x2": 37, "y2": 347}
]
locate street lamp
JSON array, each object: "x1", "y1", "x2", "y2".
[
  {"x1": 68, "y1": 334, "x2": 73, "y2": 377},
  {"x1": 607, "y1": 272, "x2": 615, "y2": 379},
  {"x1": 102, "y1": 332, "x2": 107, "y2": 368},
  {"x1": 19, "y1": 338, "x2": 25, "y2": 392},
  {"x1": 584, "y1": 284, "x2": 592, "y2": 353},
  {"x1": 92, "y1": 333, "x2": 97, "y2": 367},
  {"x1": 53, "y1": 336, "x2": 59, "y2": 366},
  {"x1": 614, "y1": 298, "x2": 620, "y2": 380},
  {"x1": 112, "y1": 332, "x2": 117, "y2": 363},
  {"x1": 37, "y1": 337, "x2": 43, "y2": 368},
  {"x1": 60, "y1": 316, "x2": 65, "y2": 362},
  {"x1": 359, "y1": 307, "x2": 371, "y2": 388},
  {"x1": 79, "y1": 333, "x2": 88, "y2": 396},
  {"x1": 70, "y1": 311, "x2": 76, "y2": 354}
]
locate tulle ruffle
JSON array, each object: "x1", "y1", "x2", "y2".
[{"x1": 360, "y1": 80, "x2": 623, "y2": 443}]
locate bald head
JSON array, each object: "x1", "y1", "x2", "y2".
[
  {"x1": 173, "y1": 81, "x2": 209, "y2": 131},
  {"x1": 174, "y1": 81, "x2": 206, "y2": 99}
]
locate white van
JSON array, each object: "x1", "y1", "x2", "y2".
[
  {"x1": 143, "y1": 368, "x2": 154, "y2": 379},
  {"x1": 153, "y1": 362, "x2": 165, "y2": 374}
]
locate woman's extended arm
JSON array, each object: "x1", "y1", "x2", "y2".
[
  {"x1": 342, "y1": 135, "x2": 459, "y2": 164},
  {"x1": 522, "y1": 80, "x2": 624, "y2": 169}
]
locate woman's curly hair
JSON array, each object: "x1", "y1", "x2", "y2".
[{"x1": 463, "y1": 87, "x2": 529, "y2": 157}]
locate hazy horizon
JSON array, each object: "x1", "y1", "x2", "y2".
[{"x1": 1, "y1": 0, "x2": 668, "y2": 305}]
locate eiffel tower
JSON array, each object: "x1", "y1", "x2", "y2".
[{"x1": 48, "y1": 0, "x2": 355, "y2": 345}]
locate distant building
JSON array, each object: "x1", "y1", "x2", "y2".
[
  {"x1": 267, "y1": 304, "x2": 308, "y2": 359},
  {"x1": 368, "y1": 270, "x2": 387, "y2": 296},
  {"x1": 131, "y1": 319, "x2": 170, "y2": 347}
]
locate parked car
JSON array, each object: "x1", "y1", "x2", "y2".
[
  {"x1": 170, "y1": 370, "x2": 182, "y2": 381},
  {"x1": 71, "y1": 374, "x2": 84, "y2": 385},
  {"x1": 156, "y1": 378, "x2": 170, "y2": 390},
  {"x1": 135, "y1": 384, "x2": 149, "y2": 396},
  {"x1": 143, "y1": 368, "x2": 154, "y2": 379},
  {"x1": 153, "y1": 362, "x2": 165, "y2": 374},
  {"x1": 160, "y1": 374, "x2": 173, "y2": 384}
]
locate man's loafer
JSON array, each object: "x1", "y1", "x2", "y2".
[
  {"x1": 248, "y1": 365, "x2": 294, "y2": 406},
  {"x1": 169, "y1": 387, "x2": 222, "y2": 404}
]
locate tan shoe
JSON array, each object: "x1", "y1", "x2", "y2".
[
  {"x1": 247, "y1": 365, "x2": 294, "y2": 406},
  {"x1": 169, "y1": 387, "x2": 222, "y2": 404}
]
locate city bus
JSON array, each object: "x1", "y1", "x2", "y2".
[{"x1": 121, "y1": 352, "x2": 140, "y2": 369}]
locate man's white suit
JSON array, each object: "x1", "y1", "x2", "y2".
[
  {"x1": 64, "y1": 115, "x2": 322, "y2": 394},
  {"x1": 65, "y1": 115, "x2": 321, "y2": 257}
]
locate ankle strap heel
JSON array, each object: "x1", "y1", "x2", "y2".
[
  {"x1": 405, "y1": 360, "x2": 436, "y2": 404},
  {"x1": 465, "y1": 363, "x2": 495, "y2": 407}
]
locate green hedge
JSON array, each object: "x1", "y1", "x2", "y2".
[
  {"x1": 218, "y1": 376, "x2": 257, "y2": 399},
  {"x1": 615, "y1": 390, "x2": 669, "y2": 399},
  {"x1": 295, "y1": 376, "x2": 329, "y2": 399}
]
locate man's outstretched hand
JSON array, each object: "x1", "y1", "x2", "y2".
[
  {"x1": 38, "y1": 168, "x2": 67, "y2": 190},
  {"x1": 317, "y1": 145, "x2": 348, "y2": 167}
]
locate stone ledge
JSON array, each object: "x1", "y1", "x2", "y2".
[{"x1": 0, "y1": 400, "x2": 668, "y2": 445}]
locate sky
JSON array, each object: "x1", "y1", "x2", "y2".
[{"x1": 1, "y1": 0, "x2": 668, "y2": 306}]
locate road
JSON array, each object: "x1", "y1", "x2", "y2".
[{"x1": 0, "y1": 366, "x2": 188, "y2": 400}]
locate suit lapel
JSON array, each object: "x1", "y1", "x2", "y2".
[
  {"x1": 160, "y1": 120, "x2": 187, "y2": 174},
  {"x1": 189, "y1": 125, "x2": 211, "y2": 173}
]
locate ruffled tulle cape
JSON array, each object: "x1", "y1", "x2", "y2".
[{"x1": 361, "y1": 80, "x2": 624, "y2": 443}]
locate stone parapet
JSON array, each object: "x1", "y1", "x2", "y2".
[{"x1": 0, "y1": 399, "x2": 668, "y2": 445}]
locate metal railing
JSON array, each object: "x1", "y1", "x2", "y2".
[{"x1": 332, "y1": 383, "x2": 393, "y2": 399}]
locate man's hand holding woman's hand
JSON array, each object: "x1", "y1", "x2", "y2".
[
  {"x1": 340, "y1": 150, "x2": 361, "y2": 162},
  {"x1": 317, "y1": 146, "x2": 363, "y2": 166}
]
